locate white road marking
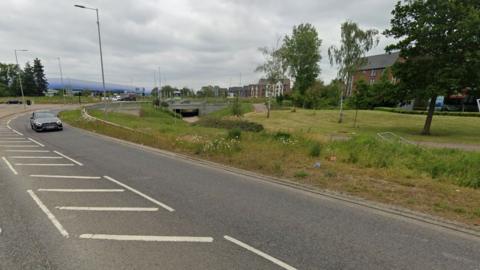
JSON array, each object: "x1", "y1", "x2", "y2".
[
  {"x1": 104, "y1": 176, "x2": 175, "y2": 212},
  {"x1": 15, "y1": 163, "x2": 75, "y2": 166},
  {"x1": 0, "y1": 137, "x2": 24, "y2": 140},
  {"x1": 39, "y1": 189, "x2": 124, "y2": 193},
  {"x1": 1, "y1": 157, "x2": 18, "y2": 175},
  {"x1": 224, "y1": 235, "x2": 297, "y2": 270},
  {"x1": 0, "y1": 141, "x2": 30, "y2": 143},
  {"x1": 28, "y1": 138, "x2": 45, "y2": 147},
  {"x1": 0, "y1": 145, "x2": 39, "y2": 148},
  {"x1": 11, "y1": 129, "x2": 23, "y2": 136},
  {"x1": 79, "y1": 234, "x2": 214, "y2": 242},
  {"x1": 10, "y1": 156, "x2": 63, "y2": 159},
  {"x1": 27, "y1": 190, "x2": 69, "y2": 238},
  {"x1": 6, "y1": 150, "x2": 50, "y2": 153},
  {"x1": 30, "y1": 174, "x2": 101, "y2": 179},
  {"x1": 53, "y1": 151, "x2": 83, "y2": 166},
  {"x1": 56, "y1": 206, "x2": 159, "y2": 212}
]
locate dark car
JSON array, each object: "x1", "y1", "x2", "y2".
[
  {"x1": 6, "y1": 99, "x2": 22, "y2": 104},
  {"x1": 30, "y1": 111, "x2": 63, "y2": 132}
]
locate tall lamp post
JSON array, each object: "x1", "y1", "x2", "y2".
[
  {"x1": 74, "y1": 4, "x2": 107, "y2": 113},
  {"x1": 57, "y1": 57, "x2": 66, "y2": 105},
  {"x1": 14, "y1": 49, "x2": 28, "y2": 110}
]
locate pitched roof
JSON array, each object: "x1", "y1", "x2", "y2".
[{"x1": 359, "y1": 52, "x2": 400, "y2": 71}]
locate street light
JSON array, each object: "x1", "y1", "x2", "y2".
[
  {"x1": 14, "y1": 49, "x2": 28, "y2": 110},
  {"x1": 57, "y1": 57, "x2": 66, "y2": 105},
  {"x1": 74, "y1": 4, "x2": 107, "y2": 113}
]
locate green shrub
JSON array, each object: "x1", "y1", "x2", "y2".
[
  {"x1": 273, "y1": 131, "x2": 291, "y2": 140},
  {"x1": 309, "y1": 142, "x2": 322, "y2": 157},
  {"x1": 294, "y1": 170, "x2": 309, "y2": 178},
  {"x1": 227, "y1": 128, "x2": 242, "y2": 140}
]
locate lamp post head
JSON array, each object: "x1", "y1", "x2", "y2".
[{"x1": 74, "y1": 4, "x2": 86, "y2": 8}]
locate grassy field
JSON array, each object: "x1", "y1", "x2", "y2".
[
  {"x1": 0, "y1": 95, "x2": 101, "y2": 104},
  {"x1": 245, "y1": 109, "x2": 480, "y2": 145},
  {"x1": 60, "y1": 105, "x2": 480, "y2": 227}
]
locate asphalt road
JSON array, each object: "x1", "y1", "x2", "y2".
[{"x1": 0, "y1": 111, "x2": 479, "y2": 270}]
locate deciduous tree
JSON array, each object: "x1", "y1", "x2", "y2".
[
  {"x1": 281, "y1": 23, "x2": 322, "y2": 107},
  {"x1": 384, "y1": 0, "x2": 480, "y2": 135},
  {"x1": 328, "y1": 21, "x2": 379, "y2": 123}
]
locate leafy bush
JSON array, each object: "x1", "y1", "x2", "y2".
[
  {"x1": 309, "y1": 142, "x2": 322, "y2": 157},
  {"x1": 227, "y1": 128, "x2": 242, "y2": 140},
  {"x1": 273, "y1": 131, "x2": 291, "y2": 140},
  {"x1": 197, "y1": 117, "x2": 264, "y2": 132},
  {"x1": 294, "y1": 171, "x2": 309, "y2": 178}
]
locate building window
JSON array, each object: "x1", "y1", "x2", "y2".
[
  {"x1": 369, "y1": 79, "x2": 375, "y2": 85},
  {"x1": 370, "y1": 69, "x2": 376, "y2": 77}
]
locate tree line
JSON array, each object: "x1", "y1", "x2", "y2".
[
  {"x1": 0, "y1": 58, "x2": 48, "y2": 97},
  {"x1": 256, "y1": 0, "x2": 480, "y2": 135}
]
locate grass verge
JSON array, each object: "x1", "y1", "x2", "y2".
[{"x1": 60, "y1": 106, "x2": 480, "y2": 227}]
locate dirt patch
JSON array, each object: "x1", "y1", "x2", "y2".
[
  {"x1": 253, "y1": 103, "x2": 267, "y2": 113},
  {"x1": 183, "y1": 116, "x2": 199, "y2": 123}
]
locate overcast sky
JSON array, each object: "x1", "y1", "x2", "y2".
[{"x1": 0, "y1": 0, "x2": 397, "y2": 90}]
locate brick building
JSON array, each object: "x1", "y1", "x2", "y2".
[{"x1": 351, "y1": 52, "x2": 400, "y2": 96}]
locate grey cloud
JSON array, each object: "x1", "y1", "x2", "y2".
[{"x1": 0, "y1": 0, "x2": 397, "y2": 90}]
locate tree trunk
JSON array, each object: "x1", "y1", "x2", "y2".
[{"x1": 422, "y1": 95, "x2": 437, "y2": 135}]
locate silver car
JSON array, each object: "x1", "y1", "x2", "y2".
[{"x1": 30, "y1": 111, "x2": 63, "y2": 132}]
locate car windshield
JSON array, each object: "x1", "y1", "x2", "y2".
[{"x1": 36, "y1": 112, "x2": 55, "y2": 118}]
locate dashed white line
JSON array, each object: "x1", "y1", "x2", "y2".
[
  {"x1": 1, "y1": 157, "x2": 18, "y2": 175},
  {"x1": 6, "y1": 150, "x2": 50, "y2": 153},
  {"x1": 56, "y1": 206, "x2": 159, "y2": 212},
  {"x1": 104, "y1": 176, "x2": 175, "y2": 212},
  {"x1": 10, "y1": 156, "x2": 63, "y2": 159},
  {"x1": 30, "y1": 175, "x2": 101, "y2": 179},
  {"x1": 15, "y1": 163, "x2": 75, "y2": 166},
  {"x1": 38, "y1": 189, "x2": 124, "y2": 193},
  {"x1": 79, "y1": 234, "x2": 214, "y2": 242},
  {"x1": 28, "y1": 138, "x2": 45, "y2": 147},
  {"x1": 27, "y1": 190, "x2": 69, "y2": 238},
  {"x1": 224, "y1": 235, "x2": 297, "y2": 270},
  {"x1": 53, "y1": 151, "x2": 83, "y2": 166},
  {"x1": 11, "y1": 129, "x2": 23, "y2": 136}
]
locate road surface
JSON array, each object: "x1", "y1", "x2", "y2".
[{"x1": 0, "y1": 110, "x2": 479, "y2": 269}]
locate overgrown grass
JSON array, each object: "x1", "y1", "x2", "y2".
[
  {"x1": 331, "y1": 136, "x2": 480, "y2": 188},
  {"x1": 60, "y1": 105, "x2": 480, "y2": 227}
]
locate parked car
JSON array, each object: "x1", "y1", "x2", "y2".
[
  {"x1": 6, "y1": 99, "x2": 22, "y2": 104},
  {"x1": 30, "y1": 111, "x2": 63, "y2": 132}
]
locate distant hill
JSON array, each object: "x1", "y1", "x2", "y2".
[{"x1": 47, "y1": 77, "x2": 146, "y2": 93}]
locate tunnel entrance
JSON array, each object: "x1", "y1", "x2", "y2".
[{"x1": 174, "y1": 108, "x2": 200, "y2": 117}]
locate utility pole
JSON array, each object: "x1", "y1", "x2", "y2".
[
  {"x1": 57, "y1": 57, "x2": 66, "y2": 105},
  {"x1": 14, "y1": 49, "x2": 28, "y2": 110}
]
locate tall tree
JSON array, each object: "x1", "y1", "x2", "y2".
[
  {"x1": 281, "y1": 23, "x2": 322, "y2": 107},
  {"x1": 255, "y1": 39, "x2": 285, "y2": 118},
  {"x1": 384, "y1": 0, "x2": 480, "y2": 135},
  {"x1": 328, "y1": 21, "x2": 379, "y2": 123},
  {"x1": 33, "y1": 58, "x2": 48, "y2": 96},
  {"x1": 22, "y1": 62, "x2": 36, "y2": 96}
]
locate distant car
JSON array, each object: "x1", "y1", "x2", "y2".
[
  {"x1": 30, "y1": 111, "x2": 63, "y2": 132},
  {"x1": 6, "y1": 99, "x2": 22, "y2": 104}
]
